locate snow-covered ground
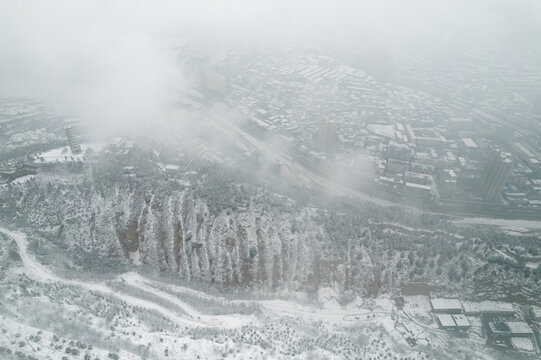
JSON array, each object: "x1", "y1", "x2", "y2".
[
  {"x1": 0, "y1": 227, "x2": 253, "y2": 330},
  {"x1": 10, "y1": 174, "x2": 36, "y2": 184},
  {"x1": 0, "y1": 226, "x2": 535, "y2": 359},
  {"x1": 120, "y1": 272, "x2": 258, "y2": 328}
]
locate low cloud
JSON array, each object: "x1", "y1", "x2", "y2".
[{"x1": 0, "y1": 0, "x2": 539, "y2": 138}]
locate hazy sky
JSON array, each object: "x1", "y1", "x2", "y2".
[{"x1": 1, "y1": 0, "x2": 540, "y2": 136}]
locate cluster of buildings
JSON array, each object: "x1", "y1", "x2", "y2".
[
  {"x1": 1, "y1": 125, "x2": 85, "y2": 185},
  {"x1": 374, "y1": 113, "x2": 541, "y2": 210},
  {"x1": 429, "y1": 297, "x2": 540, "y2": 354},
  {"x1": 431, "y1": 298, "x2": 471, "y2": 331},
  {"x1": 375, "y1": 119, "x2": 528, "y2": 202},
  {"x1": 176, "y1": 47, "x2": 541, "y2": 214}
]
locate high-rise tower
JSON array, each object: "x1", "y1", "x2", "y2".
[
  {"x1": 65, "y1": 126, "x2": 82, "y2": 154},
  {"x1": 316, "y1": 121, "x2": 336, "y2": 153},
  {"x1": 479, "y1": 151, "x2": 512, "y2": 201}
]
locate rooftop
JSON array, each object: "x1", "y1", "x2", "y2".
[
  {"x1": 462, "y1": 138, "x2": 478, "y2": 148},
  {"x1": 436, "y1": 314, "x2": 456, "y2": 328},
  {"x1": 462, "y1": 301, "x2": 514, "y2": 314},
  {"x1": 507, "y1": 321, "x2": 533, "y2": 335},
  {"x1": 452, "y1": 314, "x2": 470, "y2": 328},
  {"x1": 430, "y1": 298, "x2": 463, "y2": 311}
]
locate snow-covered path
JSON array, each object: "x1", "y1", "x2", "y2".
[
  {"x1": 1, "y1": 226, "x2": 472, "y2": 357},
  {"x1": 1, "y1": 226, "x2": 447, "y2": 333},
  {"x1": 119, "y1": 272, "x2": 258, "y2": 327},
  {"x1": 0, "y1": 227, "x2": 59, "y2": 282},
  {"x1": 132, "y1": 277, "x2": 362, "y2": 324},
  {"x1": 0, "y1": 226, "x2": 345, "y2": 327},
  {"x1": 0, "y1": 227, "x2": 255, "y2": 329}
]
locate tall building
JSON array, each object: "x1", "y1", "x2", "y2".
[
  {"x1": 387, "y1": 141, "x2": 412, "y2": 161},
  {"x1": 316, "y1": 121, "x2": 336, "y2": 153},
  {"x1": 479, "y1": 151, "x2": 512, "y2": 201},
  {"x1": 65, "y1": 126, "x2": 82, "y2": 154},
  {"x1": 203, "y1": 67, "x2": 228, "y2": 95}
]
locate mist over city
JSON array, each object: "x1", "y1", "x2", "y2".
[{"x1": 1, "y1": 1, "x2": 541, "y2": 359}]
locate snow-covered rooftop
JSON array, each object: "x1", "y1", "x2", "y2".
[
  {"x1": 436, "y1": 314, "x2": 455, "y2": 328},
  {"x1": 35, "y1": 142, "x2": 108, "y2": 164},
  {"x1": 452, "y1": 314, "x2": 470, "y2": 328},
  {"x1": 511, "y1": 337, "x2": 535, "y2": 352},
  {"x1": 507, "y1": 321, "x2": 533, "y2": 335},
  {"x1": 462, "y1": 137, "x2": 478, "y2": 148},
  {"x1": 462, "y1": 300, "x2": 514, "y2": 315},
  {"x1": 430, "y1": 298, "x2": 463, "y2": 312}
]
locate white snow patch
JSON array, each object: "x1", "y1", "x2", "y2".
[
  {"x1": 317, "y1": 287, "x2": 341, "y2": 310},
  {"x1": 10, "y1": 175, "x2": 36, "y2": 184}
]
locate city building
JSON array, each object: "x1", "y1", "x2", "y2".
[
  {"x1": 203, "y1": 67, "x2": 228, "y2": 95},
  {"x1": 507, "y1": 321, "x2": 534, "y2": 337},
  {"x1": 414, "y1": 128, "x2": 446, "y2": 147},
  {"x1": 452, "y1": 314, "x2": 471, "y2": 330},
  {"x1": 65, "y1": 126, "x2": 82, "y2": 154},
  {"x1": 404, "y1": 182, "x2": 433, "y2": 197},
  {"x1": 436, "y1": 314, "x2": 457, "y2": 330},
  {"x1": 479, "y1": 151, "x2": 513, "y2": 201},
  {"x1": 405, "y1": 124, "x2": 416, "y2": 144},
  {"x1": 487, "y1": 321, "x2": 534, "y2": 339},
  {"x1": 316, "y1": 121, "x2": 336, "y2": 153},
  {"x1": 386, "y1": 159, "x2": 409, "y2": 175},
  {"x1": 487, "y1": 321, "x2": 511, "y2": 340},
  {"x1": 462, "y1": 301, "x2": 515, "y2": 316},
  {"x1": 435, "y1": 314, "x2": 471, "y2": 331},
  {"x1": 430, "y1": 298, "x2": 464, "y2": 314},
  {"x1": 404, "y1": 171, "x2": 433, "y2": 186},
  {"x1": 387, "y1": 141, "x2": 412, "y2": 161},
  {"x1": 164, "y1": 164, "x2": 181, "y2": 175}
]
